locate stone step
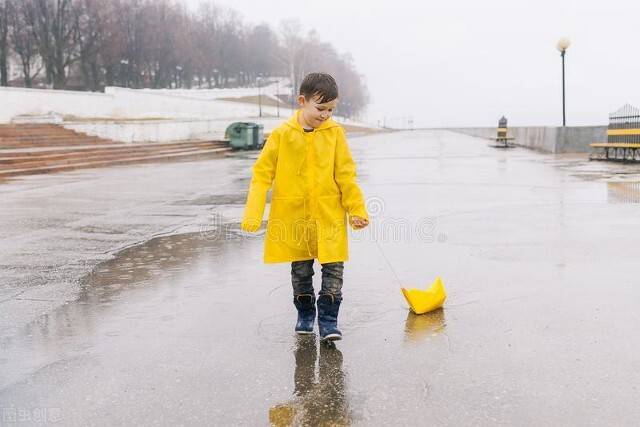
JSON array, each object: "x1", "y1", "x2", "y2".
[
  {"x1": 0, "y1": 123, "x2": 232, "y2": 181},
  {"x1": 0, "y1": 124, "x2": 66, "y2": 132},
  {"x1": 0, "y1": 124, "x2": 118, "y2": 149},
  {"x1": 0, "y1": 140, "x2": 117, "y2": 149},
  {"x1": 0, "y1": 133, "x2": 92, "y2": 140},
  {"x1": 0, "y1": 134, "x2": 113, "y2": 142},
  {"x1": 0, "y1": 137, "x2": 116, "y2": 147},
  {"x1": 0, "y1": 127, "x2": 90, "y2": 137},
  {"x1": 0, "y1": 145, "x2": 223, "y2": 169},
  {"x1": 0, "y1": 140, "x2": 228, "y2": 160},
  {"x1": 0, "y1": 147, "x2": 231, "y2": 179}
]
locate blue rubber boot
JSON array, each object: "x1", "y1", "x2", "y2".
[
  {"x1": 317, "y1": 294, "x2": 342, "y2": 341},
  {"x1": 294, "y1": 294, "x2": 316, "y2": 334}
]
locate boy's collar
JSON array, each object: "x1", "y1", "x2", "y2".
[{"x1": 285, "y1": 110, "x2": 339, "y2": 132}]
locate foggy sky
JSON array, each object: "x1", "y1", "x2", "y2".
[{"x1": 183, "y1": 0, "x2": 640, "y2": 128}]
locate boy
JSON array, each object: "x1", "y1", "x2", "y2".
[{"x1": 240, "y1": 72, "x2": 369, "y2": 341}]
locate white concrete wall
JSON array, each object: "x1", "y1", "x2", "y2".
[
  {"x1": 64, "y1": 117, "x2": 286, "y2": 143},
  {"x1": 449, "y1": 126, "x2": 607, "y2": 153},
  {"x1": 105, "y1": 87, "x2": 290, "y2": 119},
  {"x1": 0, "y1": 86, "x2": 292, "y2": 123},
  {"x1": 2, "y1": 85, "x2": 376, "y2": 143},
  {"x1": 146, "y1": 80, "x2": 291, "y2": 100},
  {"x1": 1, "y1": 87, "x2": 114, "y2": 122}
]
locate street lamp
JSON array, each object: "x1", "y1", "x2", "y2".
[
  {"x1": 342, "y1": 101, "x2": 352, "y2": 121},
  {"x1": 257, "y1": 75, "x2": 263, "y2": 118},
  {"x1": 120, "y1": 59, "x2": 129, "y2": 88},
  {"x1": 276, "y1": 79, "x2": 280, "y2": 117},
  {"x1": 175, "y1": 65, "x2": 183, "y2": 88},
  {"x1": 212, "y1": 68, "x2": 218, "y2": 88},
  {"x1": 556, "y1": 37, "x2": 571, "y2": 127}
]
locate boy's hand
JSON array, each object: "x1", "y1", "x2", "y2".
[{"x1": 349, "y1": 215, "x2": 369, "y2": 230}]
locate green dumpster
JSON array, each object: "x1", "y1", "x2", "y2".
[{"x1": 225, "y1": 122, "x2": 265, "y2": 150}]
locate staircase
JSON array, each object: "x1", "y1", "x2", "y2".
[{"x1": 0, "y1": 124, "x2": 231, "y2": 180}]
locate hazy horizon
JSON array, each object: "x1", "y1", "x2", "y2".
[{"x1": 182, "y1": 0, "x2": 640, "y2": 128}]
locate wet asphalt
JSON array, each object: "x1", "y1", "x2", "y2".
[{"x1": 1, "y1": 130, "x2": 640, "y2": 426}]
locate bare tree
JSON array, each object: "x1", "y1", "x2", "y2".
[
  {"x1": 0, "y1": 0, "x2": 9, "y2": 86},
  {"x1": 279, "y1": 19, "x2": 303, "y2": 105},
  {"x1": 245, "y1": 23, "x2": 282, "y2": 81},
  {"x1": 72, "y1": 0, "x2": 105, "y2": 91},
  {"x1": 95, "y1": 0, "x2": 124, "y2": 87},
  {"x1": 171, "y1": 3, "x2": 195, "y2": 88},
  {"x1": 9, "y1": 0, "x2": 42, "y2": 87},
  {"x1": 216, "y1": 9, "x2": 244, "y2": 88},
  {"x1": 117, "y1": 0, "x2": 144, "y2": 88},
  {"x1": 137, "y1": 0, "x2": 183, "y2": 89},
  {"x1": 1, "y1": 0, "x2": 370, "y2": 114},
  {"x1": 192, "y1": 3, "x2": 220, "y2": 88},
  {"x1": 193, "y1": 2, "x2": 221, "y2": 88},
  {"x1": 279, "y1": 27, "x2": 368, "y2": 117},
  {"x1": 24, "y1": 0, "x2": 77, "y2": 88}
]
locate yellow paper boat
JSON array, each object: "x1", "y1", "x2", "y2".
[{"x1": 401, "y1": 277, "x2": 447, "y2": 314}]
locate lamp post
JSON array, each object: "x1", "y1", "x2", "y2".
[
  {"x1": 212, "y1": 68, "x2": 218, "y2": 88},
  {"x1": 276, "y1": 79, "x2": 280, "y2": 117},
  {"x1": 257, "y1": 75, "x2": 263, "y2": 118},
  {"x1": 556, "y1": 37, "x2": 571, "y2": 127},
  {"x1": 341, "y1": 101, "x2": 351, "y2": 121},
  {"x1": 120, "y1": 59, "x2": 129, "y2": 88},
  {"x1": 175, "y1": 65, "x2": 182, "y2": 88}
]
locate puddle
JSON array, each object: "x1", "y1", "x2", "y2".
[
  {"x1": 172, "y1": 193, "x2": 248, "y2": 206},
  {"x1": 607, "y1": 181, "x2": 640, "y2": 203}
]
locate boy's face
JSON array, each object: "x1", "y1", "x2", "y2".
[{"x1": 297, "y1": 94, "x2": 338, "y2": 129}]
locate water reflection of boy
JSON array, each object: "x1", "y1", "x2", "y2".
[{"x1": 269, "y1": 337, "x2": 350, "y2": 426}]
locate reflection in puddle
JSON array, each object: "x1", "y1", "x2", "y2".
[
  {"x1": 403, "y1": 308, "x2": 446, "y2": 343},
  {"x1": 607, "y1": 182, "x2": 640, "y2": 203},
  {"x1": 171, "y1": 193, "x2": 248, "y2": 206},
  {"x1": 270, "y1": 337, "x2": 350, "y2": 426},
  {"x1": 0, "y1": 231, "x2": 233, "y2": 389},
  {"x1": 78, "y1": 231, "x2": 224, "y2": 305}
]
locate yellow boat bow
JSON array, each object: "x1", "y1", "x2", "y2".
[{"x1": 401, "y1": 277, "x2": 447, "y2": 314}]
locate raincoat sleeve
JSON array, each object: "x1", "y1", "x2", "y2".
[
  {"x1": 334, "y1": 127, "x2": 369, "y2": 222},
  {"x1": 240, "y1": 131, "x2": 280, "y2": 232}
]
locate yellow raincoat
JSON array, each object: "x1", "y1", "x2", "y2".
[{"x1": 240, "y1": 111, "x2": 369, "y2": 264}]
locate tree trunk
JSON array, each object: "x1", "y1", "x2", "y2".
[
  {"x1": 53, "y1": 49, "x2": 66, "y2": 89},
  {"x1": 90, "y1": 61, "x2": 99, "y2": 91},
  {"x1": 0, "y1": 51, "x2": 7, "y2": 86},
  {"x1": 104, "y1": 65, "x2": 114, "y2": 86},
  {"x1": 23, "y1": 67, "x2": 32, "y2": 87},
  {"x1": 0, "y1": 1, "x2": 7, "y2": 86},
  {"x1": 20, "y1": 55, "x2": 32, "y2": 87}
]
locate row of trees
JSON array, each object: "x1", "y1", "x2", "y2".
[{"x1": 0, "y1": 0, "x2": 369, "y2": 117}]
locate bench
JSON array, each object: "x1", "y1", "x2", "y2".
[
  {"x1": 590, "y1": 104, "x2": 640, "y2": 161},
  {"x1": 492, "y1": 117, "x2": 515, "y2": 148}
]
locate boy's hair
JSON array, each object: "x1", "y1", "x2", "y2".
[{"x1": 299, "y1": 72, "x2": 339, "y2": 104}]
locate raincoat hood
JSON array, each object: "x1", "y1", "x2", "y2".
[
  {"x1": 283, "y1": 110, "x2": 341, "y2": 133},
  {"x1": 284, "y1": 111, "x2": 341, "y2": 177}
]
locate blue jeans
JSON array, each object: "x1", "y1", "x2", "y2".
[{"x1": 291, "y1": 260, "x2": 344, "y2": 301}]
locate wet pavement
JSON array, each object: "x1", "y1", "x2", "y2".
[
  {"x1": 0, "y1": 155, "x2": 255, "y2": 339},
  {"x1": 2, "y1": 130, "x2": 640, "y2": 426}
]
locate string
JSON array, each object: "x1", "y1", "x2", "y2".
[{"x1": 371, "y1": 230, "x2": 404, "y2": 287}]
